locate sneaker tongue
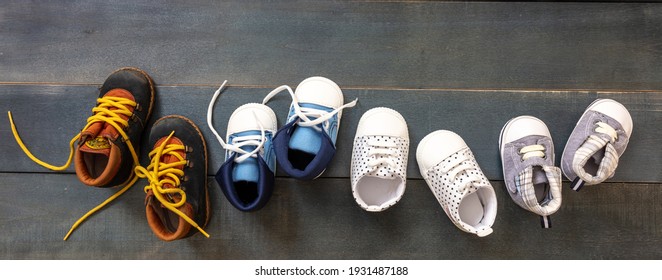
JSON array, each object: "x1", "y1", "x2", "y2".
[
  {"x1": 369, "y1": 163, "x2": 397, "y2": 179},
  {"x1": 289, "y1": 126, "x2": 322, "y2": 154},
  {"x1": 463, "y1": 181, "x2": 483, "y2": 197},
  {"x1": 153, "y1": 137, "x2": 186, "y2": 189},
  {"x1": 288, "y1": 102, "x2": 333, "y2": 155},
  {"x1": 233, "y1": 153, "x2": 259, "y2": 183},
  {"x1": 81, "y1": 88, "x2": 135, "y2": 142},
  {"x1": 79, "y1": 136, "x2": 112, "y2": 157},
  {"x1": 228, "y1": 130, "x2": 264, "y2": 183},
  {"x1": 577, "y1": 135, "x2": 609, "y2": 166},
  {"x1": 532, "y1": 166, "x2": 549, "y2": 185},
  {"x1": 80, "y1": 123, "x2": 114, "y2": 158},
  {"x1": 517, "y1": 166, "x2": 549, "y2": 186},
  {"x1": 591, "y1": 149, "x2": 606, "y2": 165}
]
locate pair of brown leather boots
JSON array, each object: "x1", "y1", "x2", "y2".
[{"x1": 9, "y1": 68, "x2": 209, "y2": 241}]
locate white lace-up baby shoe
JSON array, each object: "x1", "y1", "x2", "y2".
[
  {"x1": 350, "y1": 107, "x2": 409, "y2": 212},
  {"x1": 417, "y1": 130, "x2": 496, "y2": 237}
]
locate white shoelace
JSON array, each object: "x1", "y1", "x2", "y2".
[
  {"x1": 262, "y1": 85, "x2": 357, "y2": 132},
  {"x1": 206, "y1": 81, "x2": 267, "y2": 163},
  {"x1": 366, "y1": 138, "x2": 397, "y2": 171},
  {"x1": 439, "y1": 153, "x2": 484, "y2": 197},
  {"x1": 519, "y1": 144, "x2": 545, "y2": 160},
  {"x1": 595, "y1": 121, "x2": 618, "y2": 142}
]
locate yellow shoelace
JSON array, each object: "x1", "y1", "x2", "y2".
[
  {"x1": 7, "y1": 96, "x2": 141, "y2": 240},
  {"x1": 134, "y1": 131, "x2": 210, "y2": 238}
]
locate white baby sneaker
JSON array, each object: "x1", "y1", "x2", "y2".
[
  {"x1": 417, "y1": 130, "x2": 497, "y2": 237},
  {"x1": 351, "y1": 107, "x2": 409, "y2": 212}
]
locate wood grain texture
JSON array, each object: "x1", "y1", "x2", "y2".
[
  {"x1": 1, "y1": 84, "x2": 660, "y2": 182},
  {"x1": 2, "y1": 1, "x2": 662, "y2": 90},
  {"x1": 2, "y1": 0, "x2": 662, "y2": 261},
  {"x1": 0, "y1": 173, "x2": 659, "y2": 259}
]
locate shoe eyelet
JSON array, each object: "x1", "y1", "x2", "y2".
[
  {"x1": 185, "y1": 146, "x2": 193, "y2": 153},
  {"x1": 186, "y1": 160, "x2": 193, "y2": 168}
]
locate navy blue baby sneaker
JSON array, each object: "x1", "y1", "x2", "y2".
[
  {"x1": 208, "y1": 82, "x2": 278, "y2": 211},
  {"x1": 262, "y1": 77, "x2": 357, "y2": 180}
]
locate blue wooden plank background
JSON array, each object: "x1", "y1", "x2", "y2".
[{"x1": 1, "y1": 0, "x2": 661, "y2": 259}]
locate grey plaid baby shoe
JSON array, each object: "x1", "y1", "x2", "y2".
[
  {"x1": 561, "y1": 99, "x2": 633, "y2": 192},
  {"x1": 499, "y1": 116, "x2": 562, "y2": 228},
  {"x1": 417, "y1": 130, "x2": 497, "y2": 237}
]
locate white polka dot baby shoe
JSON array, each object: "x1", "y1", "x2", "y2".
[
  {"x1": 416, "y1": 130, "x2": 497, "y2": 237},
  {"x1": 351, "y1": 107, "x2": 409, "y2": 212}
]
